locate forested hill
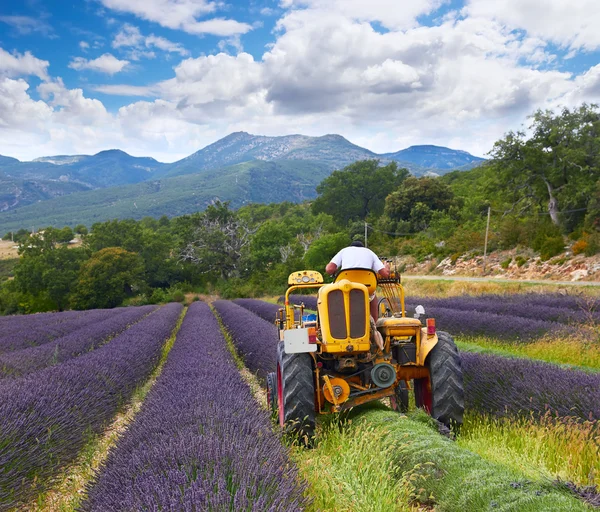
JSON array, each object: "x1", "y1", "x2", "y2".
[{"x1": 0, "y1": 134, "x2": 484, "y2": 232}]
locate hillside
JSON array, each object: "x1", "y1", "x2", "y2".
[
  {"x1": 160, "y1": 132, "x2": 386, "y2": 177},
  {"x1": 0, "y1": 134, "x2": 485, "y2": 231},
  {"x1": 0, "y1": 160, "x2": 331, "y2": 232},
  {"x1": 0, "y1": 150, "x2": 166, "y2": 211},
  {"x1": 383, "y1": 145, "x2": 485, "y2": 170}
]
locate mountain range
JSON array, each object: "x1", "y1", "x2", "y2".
[{"x1": 0, "y1": 132, "x2": 485, "y2": 233}]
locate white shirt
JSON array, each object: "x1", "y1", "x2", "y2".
[{"x1": 330, "y1": 246, "x2": 385, "y2": 273}]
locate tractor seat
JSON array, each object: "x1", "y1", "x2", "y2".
[
  {"x1": 334, "y1": 268, "x2": 377, "y2": 294},
  {"x1": 376, "y1": 317, "x2": 422, "y2": 328}
]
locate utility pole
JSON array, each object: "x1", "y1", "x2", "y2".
[
  {"x1": 483, "y1": 206, "x2": 491, "y2": 274},
  {"x1": 364, "y1": 221, "x2": 368, "y2": 248}
]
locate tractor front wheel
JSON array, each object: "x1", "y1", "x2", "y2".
[
  {"x1": 266, "y1": 372, "x2": 278, "y2": 416},
  {"x1": 276, "y1": 342, "x2": 316, "y2": 445},
  {"x1": 390, "y1": 380, "x2": 409, "y2": 413},
  {"x1": 414, "y1": 331, "x2": 464, "y2": 430}
]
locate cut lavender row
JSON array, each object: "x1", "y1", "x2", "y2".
[
  {"x1": 82, "y1": 301, "x2": 307, "y2": 511},
  {"x1": 462, "y1": 351, "x2": 600, "y2": 421},
  {"x1": 404, "y1": 304, "x2": 566, "y2": 342},
  {"x1": 407, "y1": 296, "x2": 598, "y2": 325},
  {"x1": 0, "y1": 308, "x2": 127, "y2": 354},
  {"x1": 213, "y1": 300, "x2": 279, "y2": 385},
  {"x1": 0, "y1": 303, "x2": 183, "y2": 508},
  {"x1": 0, "y1": 305, "x2": 157, "y2": 378},
  {"x1": 233, "y1": 298, "x2": 281, "y2": 323},
  {"x1": 280, "y1": 294, "x2": 318, "y2": 311}
]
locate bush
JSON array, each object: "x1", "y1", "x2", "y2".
[
  {"x1": 538, "y1": 236, "x2": 565, "y2": 261},
  {"x1": 572, "y1": 238, "x2": 588, "y2": 255},
  {"x1": 584, "y1": 232, "x2": 600, "y2": 256},
  {"x1": 500, "y1": 257, "x2": 512, "y2": 269},
  {"x1": 515, "y1": 256, "x2": 528, "y2": 267}
]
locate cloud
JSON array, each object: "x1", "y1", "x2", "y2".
[
  {"x1": 279, "y1": 0, "x2": 444, "y2": 30},
  {"x1": 145, "y1": 35, "x2": 189, "y2": 56},
  {"x1": 0, "y1": 78, "x2": 52, "y2": 130},
  {"x1": 92, "y1": 84, "x2": 157, "y2": 96},
  {"x1": 464, "y1": 0, "x2": 600, "y2": 52},
  {"x1": 112, "y1": 24, "x2": 189, "y2": 58},
  {"x1": 112, "y1": 23, "x2": 144, "y2": 48},
  {"x1": 3, "y1": 3, "x2": 600, "y2": 163},
  {"x1": 0, "y1": 48, "x2": 50, "y2": 80},
  {"x1": 0, "y1": 15, "x2": 54, "y2": 37},
  {"x1": 68, "y1": 53, "x2": 129, "y2": 74},
  {"x1": 99, "y1": 0, "x2": 252, "y2": 36},
  {"x1": 79, "y1": 41, "x2": 90, "y2": 51}
]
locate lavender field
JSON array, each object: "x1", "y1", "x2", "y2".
[
  {"x1": 0, "y1": 290, "x2": 597, "y2": 510},
  {"x1": 83, "y1": 301, "x2": 306, "y2": 511}
]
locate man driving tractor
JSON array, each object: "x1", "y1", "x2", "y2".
[{"x1": 325, "y1": 240, "x2": 390, "y2": 321}]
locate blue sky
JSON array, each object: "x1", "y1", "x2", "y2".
[{"x1": 1, "y1": 0, "x2": 600, "y2": 162}]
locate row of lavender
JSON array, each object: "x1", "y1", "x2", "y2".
[
  {"x1": 0, "y1": 303, "x2": 182, "y2": 508},
  {"x1": 83, "y1": 301, "x2": 307, "y2": 511},
  {"x1": 233, "y1": 299, "x2": 600, "y2": 423},
  {"x1": 0, "y1": 305, "x2": 156, "y2": 378},
  {"x1": 282, "y1": 292, "x2": 597, "y2": 341},
  {"x1": 0, "y1": 308, "x2": 127, "y2": 354}
]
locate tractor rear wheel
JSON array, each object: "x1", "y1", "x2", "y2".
[
  {"x1": 266, "y1": 372, "x2": 278, "y2": 416},
  {"x1": 390, "y1": 380, "x2": 409, "y2": 413},
  {"x1": 276, "y1": 342, "x2": 316, "y2": 445},
  {"x1": 414, "y1": 331, "x2": 464, "y2": 430}
]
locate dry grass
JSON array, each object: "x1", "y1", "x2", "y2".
[
  {"x1": 402, "y1": 278, "x2": 600, "y2": 298},
  {"x1": 0, "y1": 240, "x2": 18, "y2": 260}
]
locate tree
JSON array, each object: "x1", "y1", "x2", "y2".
[
  {"x1": 74, "y1": 224, "x2": 88, "y2": 235},
  {"x1": 312, "y1": 160, "x2": 409, "y2": 225},
  {"x1": 383, "y1": 176, "x2": 456, "y2": 232},
  {"x1": 488, "y1": 104, "x2": 600, "y2": 229},
  {"x1": 71, "y1": 247, "x2": 144, "y2": 309},
  {"x1": 303, "y1": 233, "x2": 350, "y2": 272},
  {"x1": 12, "y1": 234, "x2": 88, "y2": 311},
  {"x1": 87, "y1": 218, "x2": 177, "y2": 288},
  {"x1": 179, "y1": 201, "x2": 254, "y2": 278}
]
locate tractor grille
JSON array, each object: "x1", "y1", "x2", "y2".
[
  {"x1": 328, "y1": 290, "x2": 347, "y2": 338},
  {"x1": 349, "y1": 289, "x2": 367, "y2": 338}
]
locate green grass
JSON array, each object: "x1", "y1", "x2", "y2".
[
  {"x1": 456, "y1": 338, "x2": 600, "y2": 372},
  {"x1": 347, "y1": 405, "x2": 591, "y2": 511},
  {"x1": 291, "y1": 417, "x2": 415, "y2": 511},
  {"x1": 458, "y1": 412, "x2": 600, "y2": 489}
]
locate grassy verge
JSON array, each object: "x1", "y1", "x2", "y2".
[
  {"x1": 458, "y1": 412, "x2": 600, "y2": 489},
  {"x1": 290, "y1": 417, "x2": 416, "y2": 512},
  {"x1": 350, "y1": 404, "x2": 591, "y2": 511},
  {"x1": 29, "y1": 306, "x2": 187, "y2": 512},
  {"x1": 402, "y1": 278, "x2": 600, "y2": 298},
  {"x1": 456, "y1": 338, "x2": 600, "y2": 372}
]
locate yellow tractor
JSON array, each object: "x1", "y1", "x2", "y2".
[{"x1": 266, "y1": 268, "x2": 464, "y2": 442}]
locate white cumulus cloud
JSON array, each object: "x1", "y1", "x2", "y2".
[
  {"x1": 0, "y1": 48, "x2": 50, "y2": 80},
  {"x1": 99, "y1": 0, "x2": 252, "y2": 36},
  {"x1": 68, "y1": 53, "x2": 129, "y2": 74}
]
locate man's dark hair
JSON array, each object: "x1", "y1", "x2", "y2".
[{"x1": 350, "y1": 240, "x2": 365, "y2": 248}]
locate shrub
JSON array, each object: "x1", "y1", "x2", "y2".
[
  {"x1": 515, "y1": 256, "x2": 528, "y2": 267},
  {"x1": 572, "y1": 238, "x2": 588, "y2": 255},
  {"x1": 500, "y1": 257, "x2": 512, "y2": 269}
]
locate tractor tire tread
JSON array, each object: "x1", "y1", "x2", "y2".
[
  {"x1": 277, "y1": 343, "x2": 316, "y2": 443},
  {"x1": 428, "y1": 331, "x2": 464, "y2": 428}
]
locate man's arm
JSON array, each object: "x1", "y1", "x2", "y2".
[
  {"x1": 325, "y1": 262, "x2": 338, "y2": 275},
  {"x1": 378, "y1": 263, "x2": 390, "y2": 278}
]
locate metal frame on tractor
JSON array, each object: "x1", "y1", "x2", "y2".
[
  {"x1": 277, "y1": 268, "x2": 440, "y2": 414},
  {"x1": 269, "y1": 267, "x2": 464, "y2": 444}
]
